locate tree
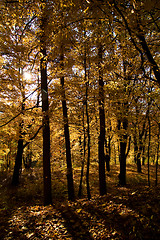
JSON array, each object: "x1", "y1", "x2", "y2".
[
  {"x1": 97, "y1": 20, "x2": 106, "y2": 195},
  {"x1": 12, "y1": 80, "x2": 25, "y2": 185},
  {"x1": 40, "y1": 1, "x2": 52, "y2": 205},
  {"x1": 112, "y1": 0, "x2": 160, "y2": 86},
  {"x1": 59, "y1": 21, "x2": 75, "y2": 200},
  {"x1": 84, "y1": 28, "x2": 91, "y2": 200}
]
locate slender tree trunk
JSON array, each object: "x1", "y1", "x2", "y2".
[
  {"x1": 137, "y1": 34, "x2": 160, "y2": 85},
  {"x1": 12, "y1": 131, "x2": 23, "y2": 185},
  {"x1": 78, "y1": 109, "x2": 86, "y2": 198},
  {"x1": 98, "y1": 41, "x2": 106, "y2": 195},
  {"x1": 12, "y1": 82, "x2": 25, "y2": 185},
  {"x1": 137, "y1": 150, "x2": 142, "y2": 173},
  {"x1": 86, "y1": 93, "x2": 91, "y2": 200},
  {"x1": 114, "y1": 143, "x2": 116, "y2": 165},
  {"x1": 60, "y1": 48, "x2": 74, "y2": 201},
  {"x1": 135, "y1": 118, "x2": 148, "y2": 172},
  {"x1": 155, "y1": 131, "x2": 159, "y2": 186},
  {"x1": 142, "y1": 145, "x2": 145, "y2": 165},
  {"x1": 105, "y1": 138, "x2": 111, "y2": 172},
  {"x1": 85, "y1": 80, "x2": 91, "y2": 200},
  {"x1": 83, "y1": 32, "x2": 91, "y2": 200},
  {"x1": 61, "y1": 76, "x2": 75, "y2": 201},
  {"x1": 78, "y1": 135, "x2": 85, "y2": 198},
  {"x1": 40, "y1": 7, "x2": 52, "y2": 205},
  {"x1": 147, "y1": 116, "x2": 151, "y2": 187},
  {"x1": 113, "y1": 2, "x2": 160, "y2": 86},
  {"x1": 134, "y1": 138, "x2": 138, "y2": 163},
  {"x1": 118, "y1": 120, "x2": 128, "y2": 186}
]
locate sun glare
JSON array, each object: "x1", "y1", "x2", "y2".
[{"x1": 24, "y1": 72, "x2": 32, "y2": 80}]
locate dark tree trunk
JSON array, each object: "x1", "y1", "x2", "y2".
[
  {"x1": 85, "y1": 81, "x2": 91, "y2": 200},
  {"x1": 61, "y1": 76, "x2": 75, "y2": 201},
  {"x1": 98, "y1": 42, "x2": 106, "y2": 196},
  {"x1": 40, "y1": 47, "x2": 52, "y2": 205},
  {"x1": 12, "y1": 136, "x2": 23, "y2": 186},
  {"x1": 78, "y1": 125, "x2": 85, "y2": 197},
  {"x1": 105, "y1": 138, "x2": 111, "y2": 172},
  {"x1": 137, "y1": 34, "x2": 160, "y2": 86},
  {"x1": 137, "y1": 150, "x2": 142, "y2": 173},
  {"x1": 86, "y1": 96, "x2": 91, "y2": 200},
  {"x1": 113, "y1": 3, "x2": 160, "y2": 86},
  {"x1": 142, "y1": 145, "x2": 145, "y2": 165},
  {"x1": 83, "y1": 33, "x2": 91, "y2": 200},
  {"x1": 155, "y1": 131, "x2": 159, "y2": 186},
  {"x1": 142, "y1": 131, "x2": 148, "y2": 165},
  {"x1": 60, "y1": 47, "x2": 74, "y2": 201},
  {"x1": 135, "y1": 117, "x2": 148, "y2": 173},
  {"x1": 147, "y1": 116, "x2": 151, "y2": 187},
  {"x1": 40, "y1": 7, "x2": 52, "y2": 205},
  {"x1": 12, "y1": 95, "x2": 25, "y2": 185},
  {"x1": 118, "y1": 120, "x2": 128, "y2": 186}
]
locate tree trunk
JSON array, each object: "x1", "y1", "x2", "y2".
[
  {"x1": 12, "y1": 89, "x2": 25, "y2": 185},
  {"x1": 135, "y1": 117, "x2": 148, "y2": 173},
  {"x1": 78, "y1": 127, "x2": 85, "y2": 198},
  {"x1": 40, "y1": 7, "x2": 52, "y2": 205},
  {"x1": 12, "y1": 134, "x2": 23, "y2": 186},
  {"x1": 86, "y1": 93, "x2": 91, "y2": 200},
  {"x1": 60, "y1": 48, "x2": 74, "y2": 201},
  {"x1": 83, "y1": 31, "x2": 91, "y2": 200},
  {"x1": 118, "y1": 120, "x2": 128, "y2": 186},
  {"x1": 147, "y1": 116, "x2": 151, "y2": 187},
  {"x1": 61, "y1": 76, "x2": 75, "y2": 201},
  {"x1": 137, "y1": 34, "x2": 160, "y2": 86},
  {"x1": 155, "y1": 131, "x2": 159, "y2": 186},
  {"x1": 142, "y1": 145, "x2": 145, "y2": 165},
  {"x1": 137, "y1": 151, "x2": 142, "y2": 173},
  {"x1": 98, "y1": 41, "x2": 106, "y2": 195},
  {"x1": 85, "y1": 80, "x2": 91, "y2": 200},
  {"x1": 134, "y1": 138, "x2": 138, "y2": 163},
  {"x1": 105, "y1": 138, "x2": 111, "y2": 172}
]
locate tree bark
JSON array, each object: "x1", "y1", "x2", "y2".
[
  {"x1": 40, "y1": 6, "x2": 52, "y2": 205},
  {"x1": 98, "y1": 41, "x2": 106, "y2": 195},
  {"x1": 61, "y1": 76, "x2": 75, "y2": 201},
  {"x1": 60, "y1": 48, "x2": 75, "y2": 201},
  {"x1": 136, "y1": 151, "x2": 142, "y2": 173},
  {"x1": 118, "y1": 120, "x2": 128, "y2": 186},
  {"x1": 147, "y1": 116, "x2": 151, "y2": 187},
  {"x1": 155, "y1": 129, "x2": 159, "y2": 186},
  {"x1": 78, "y1": 128, "x2": 85, "y2": 198},
  {"x1": 85, "y1": 78, "x2": 91, "y2": 200},
  {"x1": 12, "y1": 82, "x2": 25, "y2": 186},
  {"x1": 12, "y1": 133, "x2": 23, "y2": 185}
]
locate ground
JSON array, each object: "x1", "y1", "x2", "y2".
[{"x1": 0, "y1": 164, "x2": 160, "y2": 239}]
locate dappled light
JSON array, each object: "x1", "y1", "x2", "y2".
[
  {"x1": 0, "y1": 165, "x2": 160, "y2": 239},
  {"x1": 0, "y1": 0, "x2": 160, "y2": 239}
]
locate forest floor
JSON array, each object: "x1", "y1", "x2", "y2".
[{"x1": 0, "y1": 163, "x2": 160, "y2": 240}]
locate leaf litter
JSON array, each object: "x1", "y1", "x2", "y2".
[{"x1": 0, "y1": 165, "x2": 160, "y2": 239}]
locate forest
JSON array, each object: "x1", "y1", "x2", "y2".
[{"x1": 0, "y1": 0, "x2": 160, "y2": 239}]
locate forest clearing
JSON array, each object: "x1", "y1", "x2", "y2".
[{"x1": 0, "y1": 164, "x2": 160, "y2": 239}]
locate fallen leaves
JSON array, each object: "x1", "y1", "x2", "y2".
[{"x1": 0, "y1": 165, "x2": 160, "y2": 239}]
